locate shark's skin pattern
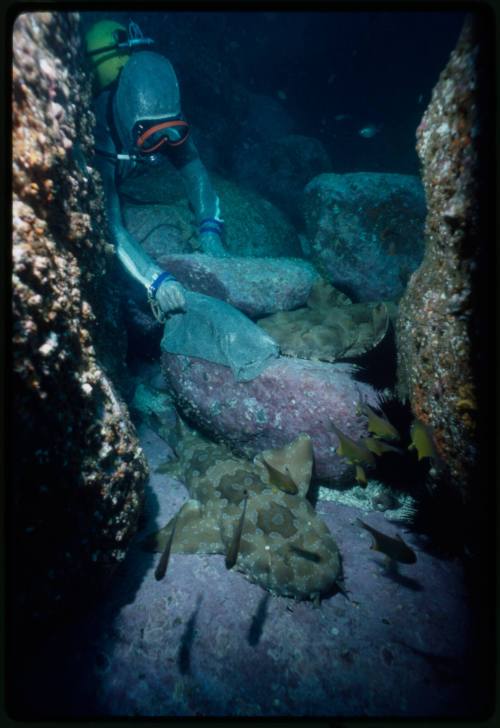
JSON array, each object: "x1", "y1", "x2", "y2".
[{"x1": 145, "y1": 426, "x2": 342, "y2": 601}]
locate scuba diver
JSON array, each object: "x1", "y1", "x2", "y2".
[{"x1": 85, "y1": 19, "x2": 226, "y2": 321}]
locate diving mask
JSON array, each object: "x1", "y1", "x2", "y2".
[{"x1": 133, "y1": 118, "x2": 190, "y2": 154}]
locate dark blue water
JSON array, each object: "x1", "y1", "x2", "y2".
[{"x1": 83, "y1": 9, "x2": 465, "y2": 174}]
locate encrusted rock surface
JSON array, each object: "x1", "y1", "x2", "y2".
[
  {"x1": 162, "y1": 354, "x2": 380, "y2": 482},
  {"x1": 396, "y1": 17, "x2": 488, "y2": 502},
  {"x1": 155, "y1": 253, "x2": 318, "y2": 318},
  {"x1": 303, "y1": 172, "x2": 426, "y2": 301},
  {"x1": 11, "y1": 12, "x2": 148, "y2": 644}
]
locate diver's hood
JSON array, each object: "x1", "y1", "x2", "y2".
[{"x1": 113, "y1": 51, "x2": 181, "y2": 150}]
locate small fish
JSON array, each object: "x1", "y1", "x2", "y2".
[
  {"x1": 356, "y1": 518, "x2": 417, "y2": 564},
  {"x1": 363, "y1": 437, "x2": 403, "y2": 457},
  {"x1": 409, "y1": 420, "x2": 438, "y2": 461},
  {"x1": 262, "y1": 461, "x2": 298, "y2": 495},
  {"x1": 334, "y1": 113, "x2": 352, "y2": 121},
  {"x1": 289, "y1": 545, "x2": 321, "y2": 563},
  {"x1": 358, "y1": 400, "x2": 400, "y2": 441},
  {"x1": 355, "y1": 463, "x2": 368, "y2": 486},
  {"x1": 225, "y1": 490, "x2": 249, "y2": 570},
  {"x1": 154, "y1": 512, "x2": 179, "y2": 581},
  {"x1": 277, "y1": 89, "x2": 287, "y2": 101},
  {"x1": 358, "y1": 124, "x2": 381, "y2": 138},
  {"x1": 330, "y1": 422, "x2": 376, "y2": 467},
  {"x1": 327, "y1": 73, "x2": 336, "y2": 85}
]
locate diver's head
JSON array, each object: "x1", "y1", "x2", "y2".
[{"x1": 113, "y1": 51, "x2": 189, "y2": 157}]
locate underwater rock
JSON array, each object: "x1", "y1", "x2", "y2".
[
  {"x1": 232, "y1": 134, "x2": 332, "y2": 225},
  {"x1": 144, "y1": 426, "x2": 342, "y2": 600},
  {"x1": 257, "y1": 278, "x2": 391, "y2": 361},
  {"x1": 123, "y1": 201, "x2": 193, "y2": 256},
  {"x1": 122, "y1": 172, "x2": 301, "y2": 258},
  {"x1": 155, "y1": 253, "x2": 318, "y2": 318},
  {"x1": 12, "y1": 13, "x2": 147, "y2": 643},
  {"x1": 396, "y1": 16, "x2": 489, "y2": 502},
  {"x1": 162, "y1": 353, "x2": 380, "y2": 482},
  {"x1": 302, "y1": 172, "x2": 426, "y2": 301}
]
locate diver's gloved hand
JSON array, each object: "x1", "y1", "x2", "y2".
[
  {"x1": 199, "y1": 230, "x2": 228, "y2": 257},
  {"x1": 156, "y1": 279, "x2": 186, "y2": 314}
]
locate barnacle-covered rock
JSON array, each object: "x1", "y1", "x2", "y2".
[
  {"x1": 396, "y1": 16, "x2": 489, "y2": 503},
  {"x1": 12, "y1": 12, "x2": 147, "y2": 645},
  {"x1": 257, "y1": 279, "x2": 391, "y2": 361}
]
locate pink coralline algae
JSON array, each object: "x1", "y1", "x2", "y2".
[{"x1": 162, "y1": 353, "x2": 380, "y2": 483}]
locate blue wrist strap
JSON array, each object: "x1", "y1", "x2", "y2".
[
  {"x1": 148, "y1": 271, "x2": 175, "y2": 300},
  {"x1": 199, "y1": 217, "x2": 224, "y2": 237}
]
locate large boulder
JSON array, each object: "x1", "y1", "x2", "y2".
[
  {"x1": 162, "y1": 353, "x2": 380, "y2": 483},
  {"x1": 303, "y1": 172, "x2": 426, "y2": 302},
  {"x1": 155, "y1": 253, "x2": 318, "y2": 318},
  {"x1": 396, "y1": 17, "x2": 488, "y2": 504},
  {"x1": 12, "y1": 12, "x2": 148, "y2": 646}
]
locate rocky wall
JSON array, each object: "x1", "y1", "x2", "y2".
[
  {"x1": 396, "y1": 15, "x2": 490, "y2": 503},
  {"x1": 11, "y1": 12, "x2": 148, "y2": 646}
]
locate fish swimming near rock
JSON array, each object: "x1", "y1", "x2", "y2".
[
  {"x1": 330, "y1": 422, "x2": 376, "y2": 466},
  {"x1": 260, "y1": 461, "x2": 298, "y2": 495},
  {"x1": 154, "y1": 511, "x2": 179, "y2": 581},
  {"x1": 362, "y1": 437, "x2": 403, "y2": 457},
  {"x1": 357, "y1": 399, "x2": 400, "y2": 441},
  {"x1": 358, "y1": 124, "x2": 382, "y2": 138},
  {"x1": 329, "y1": 421, "x2": 375, "y2": 485},
  {"x1": 356, "y1": 518, "x2": 417, "y2": 564},
  {"x1": 143, "y1": 424, "x2": 343, "y2": 601},
  {"x1": 409, "y1": 420, "x2": 438, "y2": 462},
  {"x1": 225, "y1": 490, "x2": 249, "y2": 569}
]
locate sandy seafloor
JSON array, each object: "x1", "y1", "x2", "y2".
[{"x1": 17, "y1": 422, "x2": 481, "y2": 719}]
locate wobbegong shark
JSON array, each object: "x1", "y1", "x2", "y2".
[{"x1": 143, "y1": 422, "x2": 343, "y2": 602}]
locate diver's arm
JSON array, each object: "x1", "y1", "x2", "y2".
[
  {"x1": 169, "y1": 138, "x2": 226, "y2": 255},
  {"x1": 97, "y1": 158, "x2": 160, "y2": 286},
  {"x1": 96, "y1": 154, "x2": 185, "y2": 314},
  {"x1": 93, "y1": 92, "x2": 176, "y2": 290}
]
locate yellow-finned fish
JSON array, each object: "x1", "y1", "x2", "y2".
[
  {"x1": 154, "y1": 512, "x2": 179, "y2": 581},
  {"x1": 363, "y1": 437, "x2": 403, "y2": 457},
  {"x1": 262, "y1": 461, "x2": 298, "y2": 495},
  {"x1": 225, "y1": 490, "x2": 249, "y2": 569},
  {"x1": 409, "y1": 420, "x2": 438, "y2": 461},
  {"x1": 356, "y1": 518, "x2": 417, "y2": 564},
  {"x1": 358, "y1": 401, "x2": 400, "y2": 441},
  {"x1": 355, "y1": 463, "x2": 368, "y2": 486},
  {"x1": 330, "y1": 422, "x2": 376, "y2": 467}
]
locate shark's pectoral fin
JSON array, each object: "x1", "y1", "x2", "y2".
[{"x1": 141, "y1": 499, "x2": 225, "y2": 555}]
